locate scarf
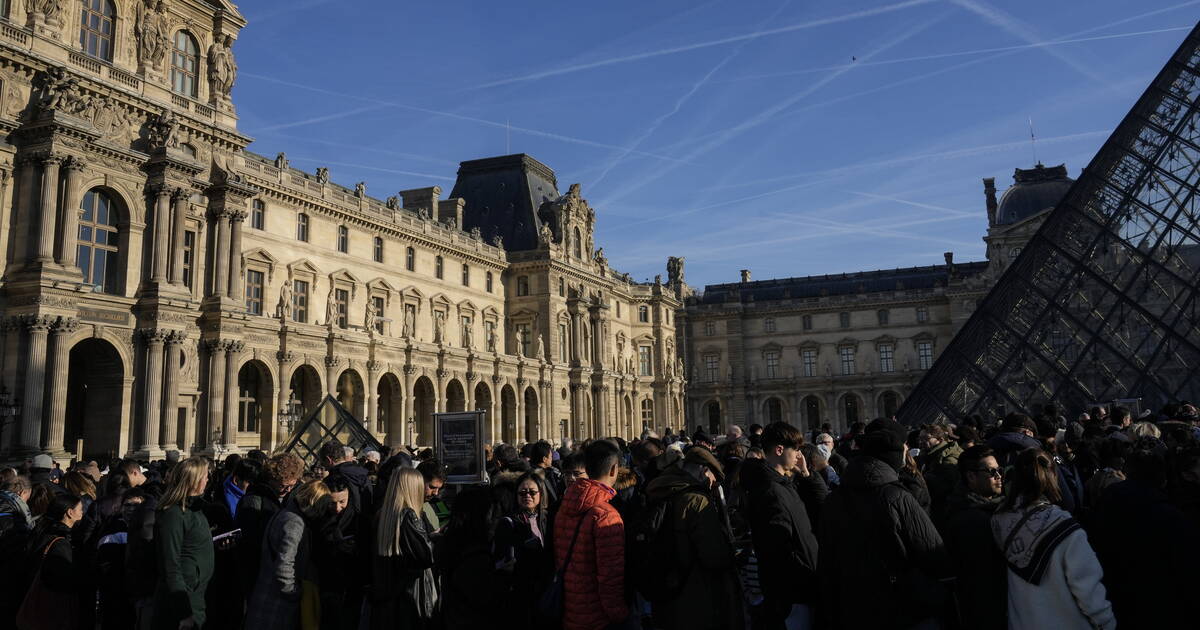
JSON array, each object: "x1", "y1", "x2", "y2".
[
  {"x1": 991, "y1": 500, "x2": 1081, "y2": 585},
  {"x1": 0, "y1": 490, "x2": 32, "y2": 528}
]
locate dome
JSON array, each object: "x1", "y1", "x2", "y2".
[{"x1": 994, "y1": 163, "x2": 1073, "y2": 226}]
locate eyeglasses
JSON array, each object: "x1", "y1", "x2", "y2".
[
  {"x1": 517, "y1": 489, "x2": 540, "y2": 496},
  {"x1": 971, "y1": 468, "x2": 1003, "y2": 479}
]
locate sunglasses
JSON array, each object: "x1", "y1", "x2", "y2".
[
  {"x1": 517, "y1": 489, "x2": 540, "y2": 496},
  {"x1": 972, "y1": 468, "x2": 1003, "y2": 479}
]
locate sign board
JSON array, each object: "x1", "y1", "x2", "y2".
[{"x1": 435, "y1": 410, "x2": 486, "y2": 484}]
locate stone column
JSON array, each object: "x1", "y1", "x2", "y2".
[
  {"x1": 435, "y1": 370, "x2": 446, "y2": 413},
  {"x1": 43, "y1": 317, "x2": 78, "y2": 454},
  {"x1": 223, "y1": 341, "x2": 243, "y2": 450},
  {"x1": 35, "y1": 155, "x2": 63, "y2": 264},
  {"x1": 212, "y1": 211, "x2": 230, "y2": 297},
  {"x1": 275, "y1": 352, "x2": 294, "y2": 449},
  {"x1": 19, "y1": 315, "x2": 52, "y2": 451},
  {"x1": 366, "y1": 361, "x2": 380, "y2": 434},
  {"x1": 57, "y1": 157, "x2": 86, "y2": 268},
  {"x1": 14, "y1": 157, "x2": 36, "y2": 264},
  {"x1": 149, "y1": 186, "x2": 171, "y2": 283},
  {"x1": 161, "y1": 331, "x2": 186, "y2": 452},
  {"x1": 205, "y1": 340, "x2": 227, "y2": 448},
  {"x1": 138, "y1": 329, "x2": 166, "y2": 453},
  {"x1": 325, "y1": 357, "x2": 339, "y2": 398},
  {"x1": 227, "y1": 210, "x2": 246, "y2": 300},
  {"x1": 402, "y1": 367, "x2": 415, "y2": 446},
  {"x1": 169, "y1": 188, "x2": 189, "y2": 286},
  {"x1": 515, "y1": 380, "x2": 526, "y2": 441}
]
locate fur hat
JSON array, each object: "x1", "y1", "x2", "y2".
[{"x1": 683, "y1": 445, "x2": 725, "y2": 482}]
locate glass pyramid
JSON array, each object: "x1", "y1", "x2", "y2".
[
  {"x1": 900, "y1": 25, "x2": 1200, "y2": 424},
  {"x1": 278, "y1": 394, "x2": 383, "y2": 467}
]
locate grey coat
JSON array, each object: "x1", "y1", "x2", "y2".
[{"x1": 244, "y1": 505, "x2": 316, "y2": 630}]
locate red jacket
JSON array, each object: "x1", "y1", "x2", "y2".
[{"x1": 553, "y1": 478, "x2": 628, "y2": 630}]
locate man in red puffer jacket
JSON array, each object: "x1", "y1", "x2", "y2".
[{"x1": 554, "y1": 439, "x2": 630, "y2": 630}]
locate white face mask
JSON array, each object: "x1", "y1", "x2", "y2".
[{"x1": 816, "y1": 444, "x2": 831, "y2": 460}]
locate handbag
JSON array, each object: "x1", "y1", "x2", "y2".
[
  {"x1": 536, "y1": 507, "x2": 598, "y2": 629},
  {"x1": 16, "y1": 536, "x2": 79, "y2": 630}
]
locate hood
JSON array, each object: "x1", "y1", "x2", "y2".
[
  {"x1": 842, "y1": 455, "x2": 900, "y2": 490},
  {"x1": 491, "y1": 470, "x2": 523, "y2": 489},
  {"x1": 613, "y1": 467, "x2": 638, "y2": 492},
  {"x1": 558, "y1": 478, "x2": 616, "y2": 518},
  {"x1": 645, "y1": 465, "x2": 705, "y2": 502},
  {"x1": 926, "y1": 440, "x2": 962, "y2": 462},
  {"x1": 991, "y1": 501, "x2": 1080, "y2": 585},
  {"x1": 987, "y1": 431, "x2": 1040, "y2": 453}
]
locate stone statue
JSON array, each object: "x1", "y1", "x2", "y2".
[
  {"x1": 676, "y1": 357, "x2": 685, "y2": 378},
  {"x1": 594, "y1": 247, "x2": 607, "y2": 266},
  {"x1": 274, "y1": 152, "x2": 288, "y2": 170},
  {"x1": 654, "y1": 274, "x2": 663, "y2": 285},
  {"x1": 355, "y1": 182, "x2": 366, "y2": 198},
  {"x1": 316, "y1": 167, "x2": 329, "y2": 185},
  {"x1": 470, "y1": 226, "x2": 482, "y2": 239},
  {"x1": 325, "y1": 287, "x2": 338, "y2": 327},
  {"x1": 667, "y1": 256, "x2": 685, "y2": 285},
  {"x1": 402, "y1": 305, "x2": 415, "y2": 338},
  {"x1": 365, "y1": 298, "x2": 378, "y2": 331},
  {"x1": 536, "y1": 335, "x2": 546, "y2": 362},
  {"x1": 135, "y1": 1, "x2": 171, "y2": 73},
  {"x1": 37, "y1": 67, "x2": 78, "y2": 113},
  {"x1": 486, "y1": 326, "x2": 497, "y2": 352},
  {"x1": 464, "y1": 322, "x2": 474, "y2": 349},
  {"x1": 278, "y1": 280, "x2": 292, "y2": 320},
  {"x1": 147, "y1": 110, "x2": 179, "y2": 150},
  {"x1": 567, "y1": 183, "x2": 581, "y2": 199},
  {"x1": 492, "y1": 235, "x2": 504, "y2": 248},
  {"x1": 385, "y1": 195, "x2": 399, "y2": 210},
  {"x1": 539, "y1": 223, "x2": 554, "y2": 246},
  {"x1": 31, "y1": 0, "x2": 67, "y2": 31},
  {"x1": 207, "y1": 35, "x2": 238, "y2": 101},
  {"x1": 433, "y1": 311, "x2": 445, "y2": 344}
]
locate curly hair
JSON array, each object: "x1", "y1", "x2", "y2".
[{"x1": 261, "y1": 453, "x2": 305, "y2": 490}]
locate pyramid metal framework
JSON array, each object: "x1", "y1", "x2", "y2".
[
  {"x1": 278, "y1": 395, "x2": 383, "y2": 467},
  {"x1": 899, "y1": 24, "x2": 1200, "y2": 425}
]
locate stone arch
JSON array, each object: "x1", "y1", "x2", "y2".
[
  {"x1": 703, "y1": 399, "x2": 722, "y2": 435},
  {"x1": 377, "y1": 372, "x2": 403, "y2": 438},
  {"x1": 801, "y1": 395, "x2": 824, "y2": 432},
  {"x1": 445, "y1": 378, "x2": 466, "y2": 412},
  {"x1": 336, "y1": 368, "x2": 366, "y2": 421},
  {"x1": 235, "y1": 359, "x2": 274, "y2": 446},
  {"x1": 287, "y1": 363, "x2": 323, "y2": 419},
  {"x1": 840, "y1": 392, "x2": 863, "y2": 426},
  {"x1": 524, "y1": 386, "x2": 539, "y2": 443},
  {"x1": 474, "y1": 381, "x2": 493, "y2": 441},
  {"x1": 500, "y1": 384, "x2": 517, "y2": 444},
  {"x1": 65, "y1": 337, "x2": 126, "y2": 459},
  {"x1": 878, "y1": 390, "x2": 902, "y2": 419},
  {"x1": 762, "y1": 396, "x2": 786, "y2": 425},
  {"x1": 413, "y1": 375, "x2": 436, "y2": 446}
]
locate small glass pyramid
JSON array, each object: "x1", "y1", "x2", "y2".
[{"x1": 278, "y1": 394, "x2": 383, "y2": 467}]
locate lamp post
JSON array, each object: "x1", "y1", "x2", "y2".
[
  {"x1": 278, "y1": 393, "x2": 302, "y2": 438},
  {"x1": 211, "y1": 429, "x2": 226, "y2": 462}
]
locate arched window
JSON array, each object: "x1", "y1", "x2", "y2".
[
  {"x1": 79, "y1": 0, "x2": 115, "y2": 62},
  {"x1": 170, "y1": 31, "x2": 199, "y2": 98},
  {"x1": 640, "y1": 399, "x2": 654, "y2": 428},
  {"x1": 765, "y1": 398, "x2": 783, "y2": 424},
  {"x1": 78, "y1": 189, "x2": 121, "y2": 294},
  {"x1": 573, "y1": 227, "x2": 582, "y2": 259}
]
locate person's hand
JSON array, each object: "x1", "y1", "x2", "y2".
[
  {"x1": 794, "y1": 452, "x2": 810, "y2": 478},
  {"x1": 179, "y1": 616, "x2": 197, "y2": 630}
]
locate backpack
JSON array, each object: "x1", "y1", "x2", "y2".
[{"x1": 627, "y1": 494, "x2": 688, "y2": 602}]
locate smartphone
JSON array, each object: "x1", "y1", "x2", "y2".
[{"x1": 213, "y1": 528, "x2": 242, "y2": 543}]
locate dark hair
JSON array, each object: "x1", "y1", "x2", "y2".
[
  {"x1": 761, "y1": 422, "x2": 803, "y2": 451},
  {"x1": 324, "y1": 476, "x2": 350, "y2": 495},
  {"x1": 318, "y1": 440, "x2": 346, "y2": 464},
  {"x1": 42, "y1": 493, "x2": 82, "y2": 526},
  {"x1": 513, "y1": 470, "x2": 548, "y2": 518},
  {"x1": 957, "y1": 425, "x2": 981, "y2": 447},
  {"x1": 530, "y1": 441, "x2": 553, "y2": 465},
  {"x1": 584, "y1": 440, "x2": 620, "y2": 479},
  {"x1": 0, "y1": 474, "x2": 30, "y2": 495},
  {"x1": 417, "y1": 459, "x2": 447, "y2": 484},
  {"x1": 921, "y1": 424, "x2": 949, "y2": 441},
  {"x1": 562, "y1": 453, "x2": 586, "y2": 473},
  {"x1": 245, "y1": 449, "x2": 269, "y2": 465},
  {"x1": 958, "y1": 445, "x2": 996, "y2": 482},
  {"x1": 232, "y1": 459, "x2": 261, "y2": 484},
  {"x1": 1001, "y1": 447, "x2": 1061, "y2": 511},
  {"x1": 848, "y1": 421, "x2": 866, "y2": 435},
  {"x1": 444, "y1": 486, "x2": 494, "y2": 546},
  {"x1": 493, "y1": 444, "x2": 518, "y2": 466},
  {"x1": 1110, "y1": 406, "x2": 1131, "y2": 425},
  {"x1": 1124, "y1": 437, "x2": 1168, "y2": 488},
  {"x1": 748, "y1": 424, "x2": 763, "y2": 434}
]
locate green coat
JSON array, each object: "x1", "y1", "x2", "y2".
[
  {"x1": 645, "y1": 466, "x2": 744, "y2": 630},
  {"x1": 151, "y1": 499, "x2": 215, "y2": 630}
]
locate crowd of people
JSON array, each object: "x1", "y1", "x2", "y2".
[{"x1": 0, "y1": 400, "x2": 1198, "y2": 630}]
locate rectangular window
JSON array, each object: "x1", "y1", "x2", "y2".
[
  {"x1": 373, "y1": 237, "x2": 384, "y2": 263},
  {"x1": 839, "y1": 312, "x2": 851, "y2": 328},
  {"x1": 765, "y1": 351, "x2": 779, "y2": 378},
  {"x1": 251, "y1": 200, "x2": 265, "y2": 230},
  {"x1": 558, "y1": 323, "x2": 568, "y2": 361},
  {"x1": 292, "y1": 280, "x2": 309, "y2": 323},
  {"x1": 764, "y1": 318, "x2": 776, "y2": 333},
  {"x1": 839, "y1": 346, "x2": 855, "y2": 375},
  {"x1": 516, "y1": 323, "x2": 531, "y2": 357},
  {"x1": 461, "y1": 316, "x2": 472, "y2": 347},
  {"x1": 704, "y1": 321, "x2": 715, "y2": 336},
  {"x1": 918, "y1": 341, "x2": 934, "y2": 369},
  {"x1": 245, "y1": 269, "x2": 264, "y2": 316},
  {"x1": 372, "y1": 296, "x2": 385, "y2": 334},
  {"x1": 517, "y1": 276, "x2": 529, "y2": 296},
  {"x1": 877, "y1": 309, "x2": 889, "y2": 326},
  {"x1": 181, "y1": 230, "x2": 195, "y2": 289},
  {"x1": 879, "y1": 343, "x2": 894, "y2": 373},
  {"x1": 616, "y1": 302, "x2": 621, "y2": 317},
  {"x1": 462, "y1": 263, "x2": 470, "y2": 286},
  {"x1": 335, "y1": 288, "x2": 349, "y2": 329},
  {"x1": 705, "y1": 354, "x2": 719, "y2": 382},
  {"x1": 638, "y1": 306, "x2": 650, "y2": 323},
  {"x1": 802, "y1": 349, "x2": 817, "y2": 377},
  {"x1": 486, "y1": 272, "x2": 493, "y2": 293},
  {"x1": 296, "y1": 213, "x2": 309, "y2": 242},
  {"x1": 337, "y1": 226, "x2": 349, "y2": 253},
  {"x1": 802, "y1": 314, "x2": 813, "y2": 331},
  {"x1": 406, "y1": 247, "x2": 415, "y2": 271},
  {"x1": 639, "y1": 346, "x2": 653, "y2": 376},
  {"x1": 916, "y1": 306, "x2": 929, "y2": 323},
  {"x1": 435, "y1": 256, "x2": 444, "y2": 279}
]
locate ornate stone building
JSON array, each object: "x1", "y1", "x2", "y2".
[
  {"x1": 680, "y1": 163, "x2": 1073, "y2": 434},
  {"x1": 0, "y1": 1, "x2": 683, "y2": 462}
]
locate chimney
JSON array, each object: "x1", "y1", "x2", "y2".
[
  {"x1": 944, "y1": 251, "x2": 956, "y2": 277},
  {"x1": 437, "y1": 198, "x2": 465, "y2": 227},
  {"x1": 983, "y1": 177, "x2": 998, "y2": 226},
  {"x1": 740, "y1": 269, "x2": 751, "y2": 283},
  {"x1": 399, "y1": 186, "x2": 442, "y2": 216}
]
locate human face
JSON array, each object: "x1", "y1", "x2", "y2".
[
  {"x1": 966, "y1": 455, "x2": 1003, "y2": 497},
  {"x1": 128, "y1": 467, "x2": 146, "y2": 488},
  {"x1": 425, "y1": 478, "x2": 444, "y2": 501},
  {"x1": 330, "y1": 489, "x2": 350, "y2": 514},
  {"x1": 919, "y1": 432, "x2": 940, "y2": 450},
  {"x1": 818, "y1": 436, "x2": 834, "y2": 450},
  {"x1": 517, "y1": 479, "x2": 541, "y2": 512},
  {"x1": 565, "y1": 467, "x2": 587, "y2": 483},
  {"x1": 64, "y1": 501, "x2": 84, "y2": 528},
  {"x1": 769, "y1": 445, "x2": 799, "y2": 475}
]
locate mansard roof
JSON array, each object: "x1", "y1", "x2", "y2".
[
  {"x1": 451, "y1": 154, "x2": 560, "y2": 252},
  {"x1": 696, "y1": 262, "x2": 988, "y2": 304}
]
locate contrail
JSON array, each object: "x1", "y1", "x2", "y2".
[
  {"x1": 848, "y1": 191, "x2": 975, "y2": 218},
  {"x1": 950, "y1": 0, "x2": 1109, "y2": 84},
  {"x1": 252, "y1": 105, "x2": 390, "y2": 132},
  {"x1": 589, "y1": 1, "x2": 791, "y2": 189},
  {"x1": 472, "y1": 0, "x2": 937, "y2": 89},
  {"x1": 240, "y1": 72, "x2": 691, "y2": 164}
]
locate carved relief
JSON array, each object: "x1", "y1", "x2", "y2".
[
  {"x1": 2, "y1": 78, "x2": 28, "y2": 121},
  {"x1": 146, "y1": 109, "x2": 180, "y2": 150}
]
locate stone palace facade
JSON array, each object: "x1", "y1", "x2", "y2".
[
  {"x1": 680, "y1": 163, "x2": 1073, "y2": 434},
  {"x1": 0, "y1": 0, "x2": 684, "y2": 462}
]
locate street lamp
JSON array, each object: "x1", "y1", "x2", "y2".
[{"x1": 278, "y1": 393, "x2": 302, "y2": 437}]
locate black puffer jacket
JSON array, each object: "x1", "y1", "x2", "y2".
[
  {"x1": 938, "y1": 486, "x2": 1006, "y2": 630},
  {"x1": 819, "y1": 456, "x2": 951, "y2": 630},
  {"x1": 739, "y1": 458, "x2": 822, "y2": 606}
]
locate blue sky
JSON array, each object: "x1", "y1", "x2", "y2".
[{"x1": 232, "y1": 0, "x2": 1197, "y2": 289}]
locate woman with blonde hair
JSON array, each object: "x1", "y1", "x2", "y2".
[
  {"x1": 991, "y1": 448, "x2": 1114, "y2": 629},
  {"x1": 364, "y1": 467, "x2": 436, "y2": 629},
  {"x1": 151, "y1": 456, "x2": 213, "y2": 630},
  {"x1": 246, "y1": 480, "x2": 333, "y2": 630}
]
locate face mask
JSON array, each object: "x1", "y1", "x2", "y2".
[{"x1": 816, "y1": 444, "x2": 831, "y2": 460}]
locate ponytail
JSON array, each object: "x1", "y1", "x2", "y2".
[{"x1": 1000, "y1": 447, "x2": 1061, "y2": 511}]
